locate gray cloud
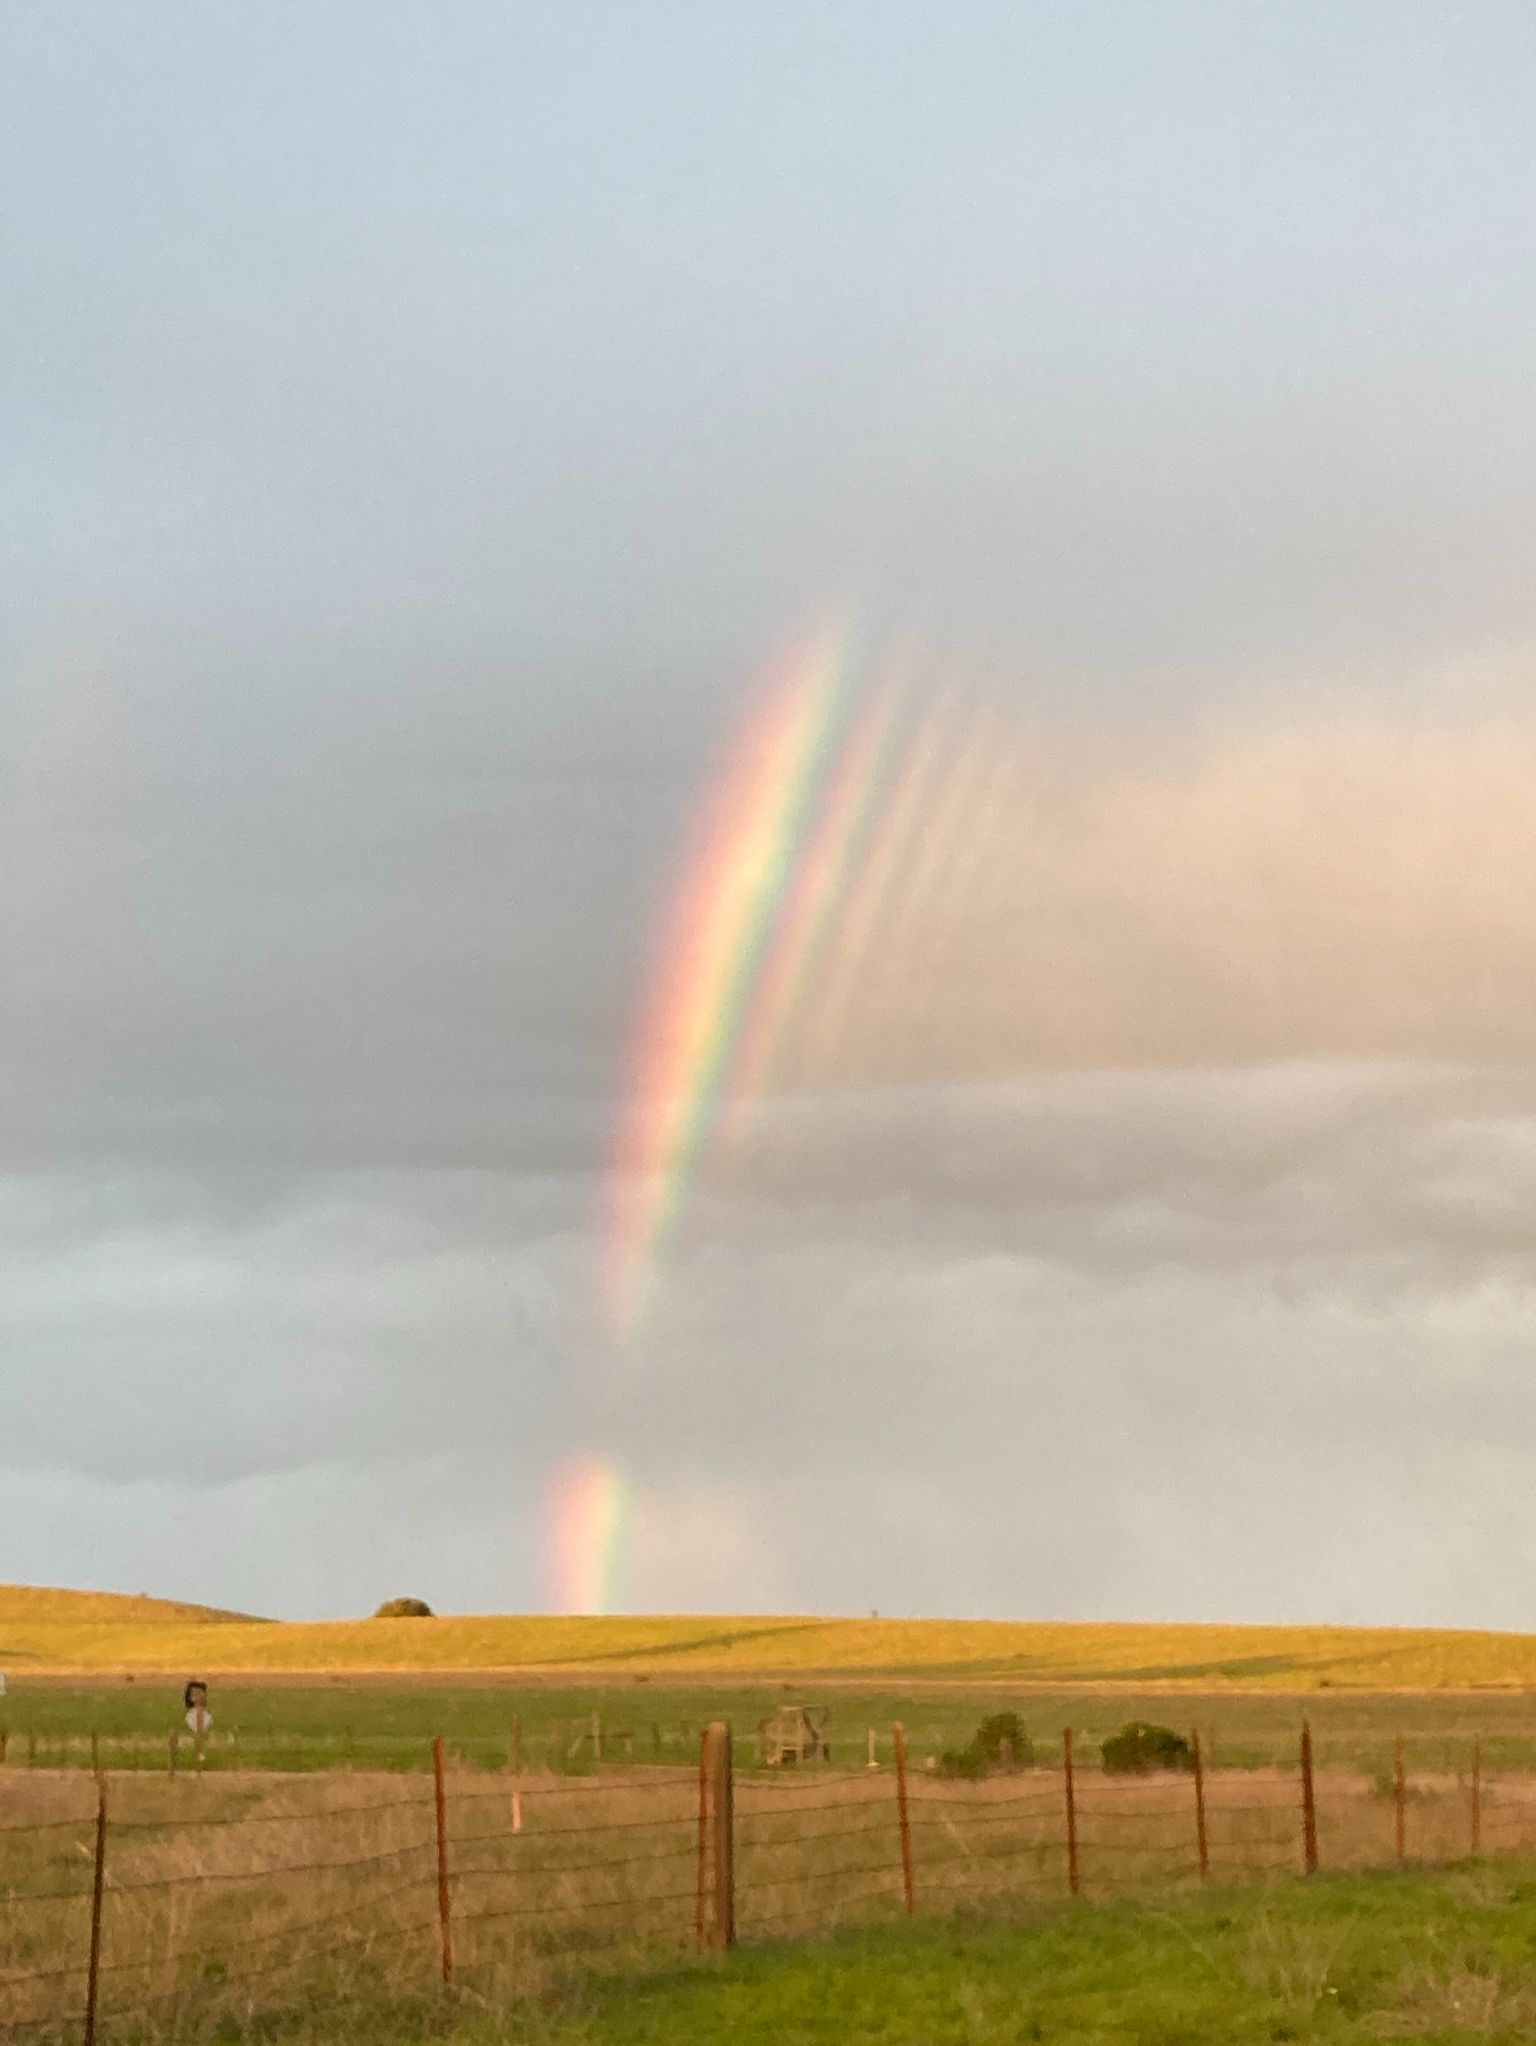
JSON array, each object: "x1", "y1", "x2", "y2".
[
  {"x1": 7, "y1": 1064, "x2": 1536, "y2": 1622},
  {"x1": 6, "y1": 4, "x2": 1536, "y2": 1622}
]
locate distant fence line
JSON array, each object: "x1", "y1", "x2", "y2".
[{"x1": 2, "y1": 1719, "x2": 1530, "y2": 2042}]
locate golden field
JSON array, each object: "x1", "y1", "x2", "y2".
[{"x1": 5, "y1": 1585, "x2": 1536, "y2": 1688}]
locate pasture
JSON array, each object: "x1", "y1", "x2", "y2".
[
  {"x1": 465, "y1": 1864, "x2": 1536, "y2": 2046},
  {"x1": 11, "y1": 1584, "x2": 1536, "y2": 1690},
  {"x1": 9, "y1": 1673, "x2": 1536, "y2": 1781},
  {"x1": 8, "y1": 1752, "x2": 1536, "y2": 2042},
  {"x1": 11, "y1": 1593, "x2": 1536, "y2": 2037}
]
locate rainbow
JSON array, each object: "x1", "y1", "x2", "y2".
[
  {"x1": 548, "y1": 1456, "x2": 628, "y2": 1615},
  {"x1": 721, "y1": 672, "x2": 899, "y2": 1130},
  {"x1": 604, "y1": 623, "x2": 873, "y2": 1333},
  {"x1": 603, "y1": 622, "x2": 1005, "y2": 1332}
]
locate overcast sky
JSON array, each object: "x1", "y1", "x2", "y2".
[{"x1": 7, "y1": 3, "x2": 1536, "y2": 1625}]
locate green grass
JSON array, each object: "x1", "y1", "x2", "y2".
[
  {"x1": 239, "y1": 1864, "x2": 1536, "y2": 2045},
  {"x1": 8, "y1": 1675, "x2": 1536, "y2": 1780}
]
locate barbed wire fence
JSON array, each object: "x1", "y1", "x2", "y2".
[{"x1": 3, "y1": 1718, "x2": 1532, "y2": 2042}]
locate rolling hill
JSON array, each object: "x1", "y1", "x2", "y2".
[{"x1": 4, "y1": 1587, "x2": 1536, "y2": 1689}]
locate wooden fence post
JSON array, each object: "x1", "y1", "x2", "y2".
[
  {"x1": 1394, "y1": 1734, "x2": 1407, "y2": 1863},
  {"x1": 1191, "y1": 1728, "x2": 1209, "y2": 1882},
  {"x1": 1300, "y1": 1721, "x2": 1318, "y2": 1875},
  {"x1": 1471, "y1": 1735, "x2": 1482, "y2": 1854},
  {"x1": 1062, "y1": 1728, "x2": 1081, "y2": 1896},
  {"x1": 83, "y1": 1772, "x2": 108, "y2": 2046},
  {"x1": 167, "y1": 1729, "x2": 179, "y2": 1779},
  {"x1": 892, "y1": 1723, "x2": 916, "y2": 1914},
  {"x1": 432, "y1": 1736, "x2": 454, "y2": 1988},
  {"x1": 702, "y1": 1721, "x2": 735, "y2": 1949}
]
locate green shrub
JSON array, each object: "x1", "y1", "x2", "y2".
[
  {"x1": 372, "y1": 1597, "x2": 434, "y2": 1618},
  {"x1": 938, "y1": 1744, "x2": 989, "y2": 1779},
  {"x1": 973, "y1": 1712, "x2": 1033, "y2": 1770},
  {"x1": 940, "y1": 1711, "x2": 1033, "y2": 1777},
  {"x1": 1101, "y1": 1721, "x2": 1192, "y2": 1774}
]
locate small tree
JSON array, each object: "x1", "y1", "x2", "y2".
[{"x1": 373, "y1": 1597, "x2": 434, "y2": 1618}]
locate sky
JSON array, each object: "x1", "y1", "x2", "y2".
[{"x1": 6, "y1": 2, "x2": 1536, "y2": 1625}]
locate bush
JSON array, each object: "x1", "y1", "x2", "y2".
[
  {"x1": 372, "y1": 1597, "x2": 434, "y2": 1618},
  {"x1": 939, "y1": 1711, "x2": 1033, "y2": 1778},
  {"x1": 1101, "y1": 1721, "x2": 1192, "y2": 1775},
  {"x1": 938, "y1": 1744, "x2": 989, "y2": 1779},
  {"x1": 974, "y1": 1712, "x2": 1033, "y2": 1770}
]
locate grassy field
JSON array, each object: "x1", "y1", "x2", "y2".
[
  {"x1": 10, "y1": 1675, "x2": 1536, "y2": 1779},
  {"x1": 472, "y1": 1863, "x2": 1536, "y2": 2046},
  {"x1": 10, "y1": 1750, "x2": 1536, "y2": 2041},
  {"x1": 10, "y1": 1584, "x2": 1536, "y2": 1689},
  {"x1": 17, "y1": 1838, "x2": 1536, "y2": 2043}
]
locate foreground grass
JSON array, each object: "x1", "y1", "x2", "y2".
[{"x1": 300, "y1": 1864, "x2": 1536, "y2": 2045}]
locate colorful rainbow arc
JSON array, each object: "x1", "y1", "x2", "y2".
[
  {"x1": 584, "y1": 622, "x2": 1005, "y2": 1606},
  {"x1": 604, "y1": 622, "x2": 934, "y2": 1335},
  {"x1": 548, "y1": 1457, "x2": 628, "y2": 1615}
]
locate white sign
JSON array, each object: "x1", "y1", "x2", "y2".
[{"x1": 186, "y1": 1709, "x2": 213, "y2": 1734}]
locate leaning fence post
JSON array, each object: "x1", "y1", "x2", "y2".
[
  {"x1": 892, "y1": 1723, "x2": 916, "y2": 1914},
  {"x1": 1191, "y1": 1728, "x2": 1209, "y2": 1881},
  {"x1": 1062, "y1": 1728, "x2": 1081, "y2": 1896},
  {"x1": 83, "y1": 1771, "x2": 108, "y2": 2046},
  {"x1": 432, "y1": 1736, "x2": 454, "y2": 1988},
  {"x1": 1471, "y1": 1735, "x2": 1482, "y2": 1854},
  {"x1": 1300, "y1": 1721, "x2": 1318, "y2": 1875}
]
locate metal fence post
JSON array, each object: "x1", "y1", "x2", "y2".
[
  {"x1": 1191, "y1": 1728, "x2": 1209, "y2": 1881},
  {"x1": 1471, "y1": 1734, "x2": 1482, "y2": 1854},
  {"x1": 893, "y1": 1723, "x2": 916, "y2": 1913},
  {"x1": 1394, "y1": 1734, "x2": 1407, "y2": 1863},
  {"x1": 1300, "y1": 1721, "x2": 1318, "y2": 1875},
  {"x1": 432, "y1": 1735, "x2": 454, "y2": 1987},
  {"x1": 83, "y1": 1773, "x2": 108, "y2": 2046}
]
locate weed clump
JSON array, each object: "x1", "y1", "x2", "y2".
[
  {"x1": 1101, "y1": 1721, "x2": 1193, "y2": 1774},
  {"x1": 372, "y1": 1597, "x2": 434, "y2": 1618}
]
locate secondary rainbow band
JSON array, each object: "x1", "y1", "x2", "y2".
[
  {"x1": 549, "y1": 1457, "x2": 628, "y2": 1615},
  {"x1": 722, "y1": 674, "x2": 898, "y2": 1127},
  {"x1": 605, "y1": 624, "x2": 861, "y2": 1333}
]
